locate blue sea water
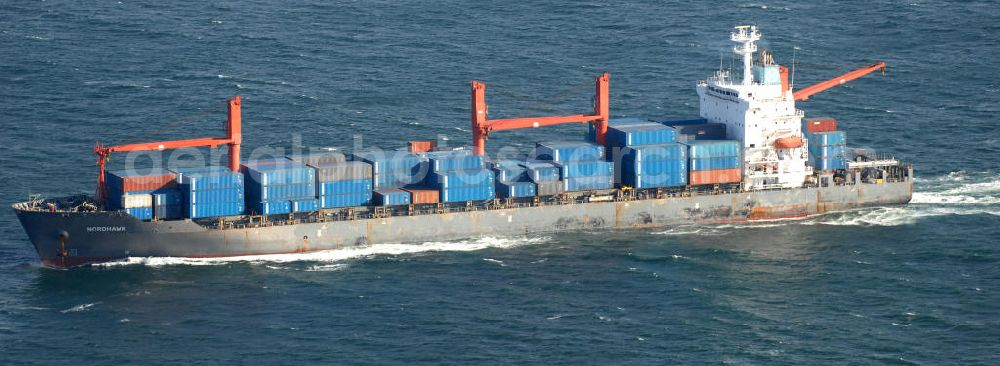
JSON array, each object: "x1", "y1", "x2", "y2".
[{"x1": 2, "y1": 0, "x2": 999, "y2": 364}]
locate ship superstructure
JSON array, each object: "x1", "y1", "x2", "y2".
[{"x1": 697, "y1": 25, "x2": 811, "y2": 190}]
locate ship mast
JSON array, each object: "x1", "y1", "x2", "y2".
[{"x1": 730, "y1": 25, "x2": 760, "y2": 86}]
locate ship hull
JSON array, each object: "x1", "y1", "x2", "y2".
[{"x1": 14, "y1": 179, "x2": 912, "y2": 268}]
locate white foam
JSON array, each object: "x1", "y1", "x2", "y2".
[
  {"x1": 61, "y1": 302, "x2": 99, "y2": 313},
  {"x1": 304, "y1": 264, "x2": 348, "y2": 272},
  {"x1": 912, "y1": 192, "x2": 1000, "y2": 205},
  {"x1": 482, "y1": 258, "x2": 505, "y2": 266},
  {"x1": 96, "y1": 236, "x2": 549, "y2": 268}
]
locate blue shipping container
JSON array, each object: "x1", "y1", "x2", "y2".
[
  {"x1": 521, "y1": 162, "x2": 562, "y2": 182},
  {"x1": 321, "y1": 192, "x2": 373, "y2": 208},
  {"x1": 814, "y1": 157, "x2": 848, "y2": 170},
  {"x1": 319, "y1": 179, "x2": 373, "y2": 195},
  {"x1": 496, "y1": 181, "x2": 536, "y2": 198},
  {"x1": 152, "y1": 190, "x2": 183, "y2": 206},
  {"x1": 188, "y1": 201, "x2": 245, "y2": 218},
  {"x1": 606, "y1": 123, "x2": 677, "y2": 147},
  {"x1": 686, "y1": 140, "x2": 741, "y2": 158},
  {"x1": 807, "y1": 131, "x2": 847, "y2": 146},
  {"x1": 563, "y1": 176, "x2": 614, "y2": 191},
  {"x1": 245, "y1": 183, "x2": 316, "y2": 202},
  {"x1": 440, "y1": 185, "x2": 496, "y2": 203},
  {"x1": 183, "y1": 187, "x2": 244, "y2": 205},
  {"x1": 374, "y1": 190, "x2": 412, "y2": 206},
  {"x1": 243, "y1": 162, "x2": 316, "y2": 186},
  {"x1": 622, "y1": 143, "x2": 687, "y2": 162},
  {"x1": 689, "y1": 156, "x2": 741, "y2": 171},
  {"x1": 173, "y1": 167, "x2": 244, "y2": 191},
  {"x1": 431, "y1": 169, "x2": 494, "y2": 189},
  {"x1": 374, "y1": 170, "x2": 426, "y2": 190},
  {"x1": 490, "y1": 159, "x2": 527, "y2": 169},
  {"x1": 622, "y1": 172, "x2": 687, "y2": 188},
  {"x1": 493, "y1": 166, "x2": 529, "y2": 183},
  {"x1": 353, "y1": 150, "x2": 427, "y2": 175},
  {"x1": 125, "y1": 207, "x2": 153, "y2": 221},
  {"x1": 557, "y1": 161, "x2": 614, "y2": 178},
  {"x1": 291, "y1": 198, "x2": 320, "y2": 213},
  {"x1": 535, "y1": 142, "x2": 605, "y2": 162},
  {"x1": 587, "y1": 118, "x2": 652, "y2": 141},
  {"x1": 251, "y1": 201, "x2": 291, "y2": 215},
  {"x1": 423, "y1": 150, "x2": 484, "y2": 172},
  {"x1": 809, "y1": 144, "x2": 850, "y2": 157},
  {"x1": 622, "y1": 159, "x2": 687, "y2": 177},
  {"x1": 153, "y1": 204, "x2": 183, "y2": 220}
]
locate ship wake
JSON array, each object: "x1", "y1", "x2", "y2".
[
  {"x1": 656, "y1": 171, "x2": 999, "y2": 233},
  {"x1": 95, "y1": 236, "x2": 550, "y2": 268}
]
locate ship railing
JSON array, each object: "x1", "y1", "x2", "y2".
[{"x1": 203, "y1": 183, "x2": 749, "y2": 230}]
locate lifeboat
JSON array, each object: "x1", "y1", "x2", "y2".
[{"x1": 774, "y1": 136, "x2": 804, "y2": 149}]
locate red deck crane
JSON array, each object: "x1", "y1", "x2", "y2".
[
  {"x1": 793, "y1": 61, "x2": 886, "y2": 101},
  {"x1": 94, "y1": 96, "x2": 243, "y2": 206},
  {"x1": 471, "y1": 73, "x2": 610, "y2": 156}
]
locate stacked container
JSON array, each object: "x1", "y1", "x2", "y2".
[
  {"x1": 353, "y1": 150, "x2": 428, "y2": 190},
  {"x1": 806, "y1": 131, "x2": 849, "y2": 171},
  {"x1": 586, "y1": 117, "x2": 650, "y2": 142},
  {"x1": 620, "y1": 144, "x2": 688, "y2": 188},
  {"x1": 290, "y1": 152, "x2": 374, "y2": 209},
  {"x1": 534, "y1": 141, "x2": 606, "y2": 162},
  {"x1": 373, "y1": 189, "x2": 412, "y2": 206},
  {"x1": 556, "y1": 160, "x2": 614, "y2": 191},
  {"x1": 423, "y1": 150, "x2": 484, "y2": 173},
  {"x1": 520, "y1": 162, "x2": 564, "y2": 196},
  {"x1": 104, "y1": 169, "x2": 178, "y2": 221},
  {"x1": 604, "y1": 122, "x2": 687, "y2": 189},
  {"x1": 686, "y1": 140, "x2": 742, "y2": 185},
  {"x1": 430, "y1": 168, "x2": 496, "y2": 203},
  {"x1": 490, "y1": 160, "x2": 535, "y2": 199},
  {"x1": 152, "y1": 190, "x2": 183, "y2": 220},
  {"x1": 242, "y1": 159, "x2": 317, "y2": 215},
  {"x1": 422, "y1": 150, "x2": 494, "y2": 203},
  {"x1": 534, "y1": 141, "x2": 612, "y2": 191},
  {"x1": 173, "y1": 166, "x2": 245, "y2": 218},
  {"x1": 606, "y1": 123, "x2": 678, "y2": 147}
]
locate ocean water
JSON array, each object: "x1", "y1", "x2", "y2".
[{"x1": 1, "y1": 0, "x2": 999, "y2": 364}]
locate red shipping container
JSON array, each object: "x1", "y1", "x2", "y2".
[
  {"x1": 689, "y1": 169, "x2": 741, "y2": 185},
  {"x1": 803, "y1": 117, "x2": 837, "y2": 133},
  {"x1": 107, "y1": 172, "x2": 177, "y2": 192},
  {"x1": 408, "y1": 141, "x2": 436, "y2": 153},
  {"x1": 404, "y1": 188, "x2": 440, "y2": 204}
]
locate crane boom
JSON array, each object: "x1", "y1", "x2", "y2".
[
  {"x1": 793, "y1": 61, "x2": 886, "y2": 101},
  {"x1": 471, "y1": 73, "x2": 609, "y2": 156},
  {"x1": 94, "y1": 96, "x2": 242, "y2": 206}
]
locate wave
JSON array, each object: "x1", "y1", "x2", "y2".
[
  {"x1": 95, "y1": 236, "x2": 550, "y2": 268},
  {"x1": 61, "y1": 302, "x2": 100, "y2": 313}
]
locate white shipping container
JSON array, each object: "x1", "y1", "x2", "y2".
[{"x1": 121, "y1": 194, "x2": 153, "y2": 208}]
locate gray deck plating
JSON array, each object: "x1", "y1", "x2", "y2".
[{"x1": 14, "y1": 178, "x2": 912, "y2": 267}]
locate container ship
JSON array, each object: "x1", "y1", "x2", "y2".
[{"x1": 14, "y1": 26, "x2": 912, "y2": 267}]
